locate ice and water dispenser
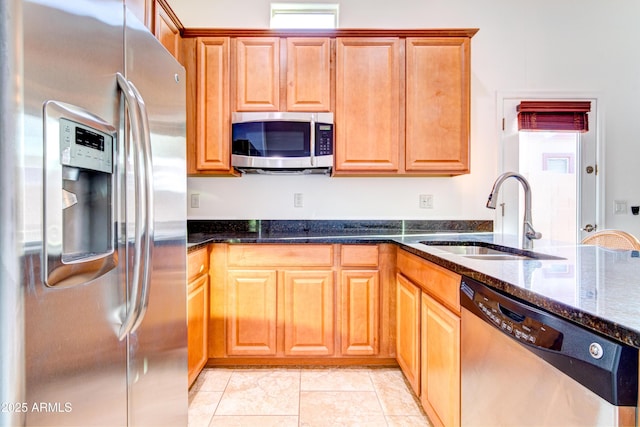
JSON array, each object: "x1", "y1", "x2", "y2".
[{"x1": 43, "y1": 101, "x2": 118, "y2": 287}]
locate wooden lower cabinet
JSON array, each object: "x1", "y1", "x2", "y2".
[
  {"x1": 187, "y1": 247, "x2": 210, "y2": 387},
  {"x1": 226, "y1": 270, "x2": 277, "y2": 355},
  {"x1": 396, "y1": 248, "x2": 461, "y2": 427},
  {"x1": 396, "y1": 273, "x2": 421, "y2": 395},
  {"x1": 187, "y1": 274, "x2": 208, "y2": 386},
  {"x1": 340, "y1": 270, "x2": 380, "y2": 355},
  {"x1": 208, "y1": 243, "x2": 394, "y2": 363},
  {"x1": 421, "y1": 292, "x2": 461, "y2": 427},
  {"x1": 283, "y1": 270, "x2": 334, "y2": 356},
  {"x1": 225, "y1": 268, "x2": 335, "y2": 357}
]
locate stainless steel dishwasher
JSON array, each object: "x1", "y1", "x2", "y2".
[{"x1": 460, "y1": 277, "x2": 638, "y2": 427}]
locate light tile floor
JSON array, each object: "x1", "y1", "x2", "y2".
[{"x1": 188, "y1": 367, "x2": 432, "y2": 427}]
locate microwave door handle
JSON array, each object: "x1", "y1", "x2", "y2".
[{"x1": 310, "y1": 114, "x2": 315, "y2": 166}]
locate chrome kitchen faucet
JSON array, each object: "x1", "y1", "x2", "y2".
[{"x1": 486, "y1": 172, "x2": 542, "y2": 249}]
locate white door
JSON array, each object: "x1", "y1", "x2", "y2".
[{"x1": 498, "y1": 97, "x2": 600, "y2": 244}]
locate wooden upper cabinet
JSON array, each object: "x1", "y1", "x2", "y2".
[
  {"x1": 286, "y1": 38, "x2": 331, "y2": 112},
  {"x1": 155, "y1": 3, "x2": 180, "y2": 59},
  {"x1": 185, "y1": 30, "x2": 476, "y2": 176},
  {"x1": 195, "y1": 37, "x2": 233, "y2": 173},
  {"x1": 235, "y1": 37, "x2": 280, "y2": 111},
  {"x1": 406, "y1": 37, "x2": 470, "y2": 175},
  {"x1": 335, "y1": 38, "x2": 401, "y2": 173}
]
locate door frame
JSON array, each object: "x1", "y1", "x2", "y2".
[{"x1": 496, "y1": 91, "x2": 604, "y2": 243}]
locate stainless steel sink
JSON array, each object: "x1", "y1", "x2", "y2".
[{"x1": 419, "y1": 241, "x2": 563, "y2": 261}]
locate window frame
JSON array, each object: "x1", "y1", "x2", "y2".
[{"x1": 270, "y1": 3, "x2": 339, "y2": 29}]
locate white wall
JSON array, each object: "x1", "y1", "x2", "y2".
[{"x1": 174, "y1": 0, "x2": 640, "y2": 235}]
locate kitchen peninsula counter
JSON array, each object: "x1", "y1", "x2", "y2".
[{"x1": 188, "y1": 220, "x2": 640, "y2": 349}]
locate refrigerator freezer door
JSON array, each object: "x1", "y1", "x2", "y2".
[
  {"x1": 23, "y1": 0, "x2": 128, "y2": 425},
  {"x1": 1, "y1": 1, "x2": 24, "y2": 426},
  {"x1": 123, "y1": 8, "x2": 188, "y2": 427}
]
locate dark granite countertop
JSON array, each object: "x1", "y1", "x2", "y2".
[{"x1": 188, "y1": 220, "x2": 640, "y2": 349}]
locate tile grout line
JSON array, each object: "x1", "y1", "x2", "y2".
[
  {"x1": 368, "y1": 369, "x2": 392, "y2": 427},
  {"x1": 210, "y1": 368, "x2": 232, "y2": 419},
  {"x1": 297, "y1": 368, "x2": 302, "y2": 427}
]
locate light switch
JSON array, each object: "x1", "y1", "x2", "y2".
[
  {"x1": 614, "y1": 200, "x2": 627, "y2": 215},
  {"x1": 191, "y1": 193, "x2": 200, "y2": 208}
]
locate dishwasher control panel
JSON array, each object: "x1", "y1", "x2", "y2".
[
  {"x1": 460, "y1": 277, "x2": 639, "y2": 407},
  {"x1": 462, "y1": 280, "x2": 563, "y2": 351},
  {"x1": 475, "y1": 291, "x2": 562, "y2": 350}
]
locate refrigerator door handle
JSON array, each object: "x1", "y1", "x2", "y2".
[
  {"x1": 116, "y1": 72, "x2": 146, "y2": 340},
  {"x1": 128, "y1": 81, "x2": 154, "y2": 334}
]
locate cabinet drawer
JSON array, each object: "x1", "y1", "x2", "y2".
[
  {"x1": 341, "y1": 245, "x2": 379, "y2": 267},
  {"x1": 397, "y1": 250, "x2": 461, "y2": 313},
  {"x1": 227, "y1": 244, "x2": 333, "y2": 267},
  {"x1": 188, "y1": 247, "x2": 209, "y2": 281}
]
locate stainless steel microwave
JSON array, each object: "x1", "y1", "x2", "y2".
[{"x1": 231, "y1": 112, "x2": 334, "y2": 173}]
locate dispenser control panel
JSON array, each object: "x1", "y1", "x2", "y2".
[{"x1": 60, "y1": 118, "x2": 113, "y2": 174}]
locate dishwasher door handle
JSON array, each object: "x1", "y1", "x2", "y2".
[{"x1": 498, "y1": 303, "x2": 525, "y2": 322}]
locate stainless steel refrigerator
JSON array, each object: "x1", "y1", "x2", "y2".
[{"x1": 1, "y1": 0, "x2": 188, "y2": 425}]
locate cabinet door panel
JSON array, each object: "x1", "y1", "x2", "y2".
[
  {"x1": 187, "y1": 274, "x2": 208, "y2": 386},
  {"x1": 335, "y1": 38, "x2": 401, "y2": 172},
  {"x1": 196, "y1": 37, "x2": 231, "y2": 171},
  {"x1": 155, "y1": 2, "x2": 180, "y2": 59},
  {"x1": 341, "y1": 245, "x2": 379, "y2": 267},
  {"x1": 287, "y1": 38, "x2": 331, "y2": 112},
  {"x1": 235, "y1": 37, "x2": 279, "y2": 111},
  {"x1": 421, "y1": 292, "x2": 460, "y2": 427},
  {"x1": 396, "y1": 273, "x2": 421, "y2": 394},
  {"x1": 187, "y1": 246, "x2": 208, "y2": 282},
  {"x1": 406, "y1": 38, "x2": 470, "y2": 174},
  {"x1": 227, "y1": 244, "x2": 333, "y2": 267},
  {"x1": 283, "y1": 270, "x2": 334, "y2": 356},
  {"x1": 341, "y1": 270, "x2": 379, "y2": 355},
  {"x1": 226, "y1": 270, "x2": 277, "y2": 355}
]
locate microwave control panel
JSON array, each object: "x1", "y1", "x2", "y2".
[{"x1": 315, "y1": 123, "x2": 334, "y2": 156}]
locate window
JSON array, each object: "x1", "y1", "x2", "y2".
[
  {"x1": 270, "y1": 3, "x2": 339, "y2": 29},
  {"x1": 542, "y1": 153, "x2": 575, "y2": 174}
]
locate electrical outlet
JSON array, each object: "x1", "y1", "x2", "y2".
[
  {"x1": 419, "y1": 194, "x2": 434, "y2": 209},
  {"x1": 190, "y1": 193, "x2": 200, "y2": 208},
  {"x1": 294, "y1": 193, "x2": 304, "y2": 208}
]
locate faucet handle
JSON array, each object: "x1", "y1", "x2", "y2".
[
  {"x1": 524, "y1": 222, "x2": 542, "y2": 240},
  {"x1": 527, "y1": 230, "x2": 542, "y2": 240}
]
